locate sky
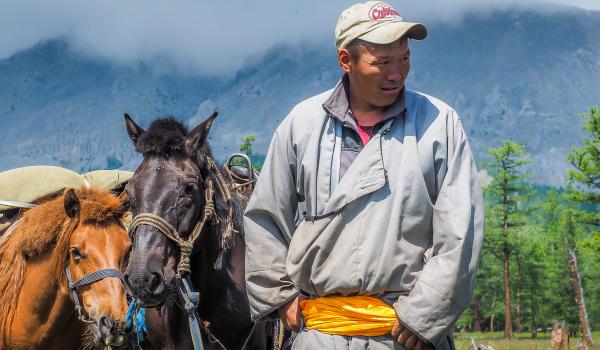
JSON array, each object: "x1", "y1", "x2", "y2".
[{"x1": 0, "y1": 0, "x2": 598, "y2": 76}]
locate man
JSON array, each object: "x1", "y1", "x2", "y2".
[{"x1": 244, "y1": 2, "x2": 484, "y2": 349}]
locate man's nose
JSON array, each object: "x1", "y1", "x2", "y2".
[{"x1": 386, "y1": 66, "x2": 403, "y2": 82}]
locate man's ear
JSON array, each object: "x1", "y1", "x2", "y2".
[
  {"x1": 338, "y1": 48, "x2": 352, "y2": 74},
  {"x1": 186, "y1": 111, "x2": 218, "y2": 152},
  {"x1": 64, "y1": 189, "x2": 80, "y2": 219},
  {"x1": 124, "y1": 113, "x2": 146, "y2": 144}
]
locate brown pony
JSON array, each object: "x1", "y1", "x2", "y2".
[{"x1": 0, "y1": 187, "x2": 131, "y2": 349}]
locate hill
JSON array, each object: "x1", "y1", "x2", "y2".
[{"x1": 1, "y1": 6, "x2": 599, "y2": 185}]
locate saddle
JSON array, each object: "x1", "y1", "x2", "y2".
[{"x1": 0, "y1": 166, "x2": 133, "y2": 237}]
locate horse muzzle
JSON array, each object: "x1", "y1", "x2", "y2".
[
  {"x1": 98, "y1": 316, "x2": 127, "y2": 349},
  {"x1": 124, "y1": 269, "x2": 167, "y2": 307}
]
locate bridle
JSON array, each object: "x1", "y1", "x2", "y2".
[
  {"x1": 66, "y1": 265, "x2": 125, "y2": 323},
  {"x1": 127, "y1": 157, "x2": 237, "y2": 350}
]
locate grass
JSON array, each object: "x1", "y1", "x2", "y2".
[{"x1": 454, "y1": 331, "x2": 600, "y2": 350}]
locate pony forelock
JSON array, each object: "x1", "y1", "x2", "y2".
[{"x1": 134, "y1": 117, "x2": 190, "y2": 157}]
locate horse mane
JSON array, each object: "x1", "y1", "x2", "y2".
[
  {"x1": 0, "y1": 188, "x2": 124, "y2": 345},
  {"x1": 134, "y1": 117, "x2": 213, "y2": 159}
]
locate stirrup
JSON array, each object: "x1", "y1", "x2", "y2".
[{"x1": 225, "y1": 153, "x2": 258, "y2": 191}]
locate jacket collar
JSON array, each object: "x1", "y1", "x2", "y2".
[{"x1": 322, "y1": 75, "x2": 407, "y2": 124}]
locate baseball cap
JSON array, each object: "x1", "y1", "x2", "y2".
[{"x1": 335, "y1": 1, "x2": 428, "y2": 50}]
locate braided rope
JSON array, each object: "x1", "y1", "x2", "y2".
[
  {"x1": 206, "y1": 157, "x2": 238, "y2": 251},
  {"x1": 224, "y1": 166, "x2": 254, "y2": 189},
  {"x1": 207, "y1": 157, "x2": 231, "y2": 203}
]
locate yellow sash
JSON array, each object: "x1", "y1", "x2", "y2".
[{"x1": 299, "y1": 296, "x2": 397, "y2": 336}]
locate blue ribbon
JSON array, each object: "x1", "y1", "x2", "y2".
[{"x1": 126, "y1": 299, "x2": 147, "y2": 349}]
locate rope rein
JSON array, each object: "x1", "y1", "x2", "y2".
[{"x1": 223, "y1": 167, "x2": 254, "y2": 191}]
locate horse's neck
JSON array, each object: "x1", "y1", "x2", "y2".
[
  {"x1": 185, "y1": 229, "x2": 253, "y2": 349},
  {"x1": 144, "y1": 306, "x2": 193, "y2": 350},
  {"x1": 192, "y1": 219, "x2": 248, "y2": 296},
  {"x1": 9, "y1": 251, "x2": 84, "y2": 348}
]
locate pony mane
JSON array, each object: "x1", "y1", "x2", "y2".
[
  {"x1": 0, "y1": 187, "x2": 124, "y2": 345},
  {"x1": 135, "y1": 117, "x2": 190, "y2": 157}
]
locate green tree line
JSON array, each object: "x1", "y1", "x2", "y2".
[{"x1": 458, "y1": 107, "x2": 600, "y2": 348}]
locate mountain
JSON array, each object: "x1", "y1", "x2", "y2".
[{"x1": 1, "y1": 6, "x2": 599, "y2": 185}]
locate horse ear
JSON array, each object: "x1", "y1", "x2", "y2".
[
  {"x1": 124, "y1": 113, "x2": 146, "y2": 144},
  {"x1": 64, "y1": 189, "x2": 80, "y2": 219},
  {"x1": 186, "y1": 111, "x2": 218, "y2": 151},
  {"x1": 117, "y1": 190, "x2": 130, "y2": 215}
]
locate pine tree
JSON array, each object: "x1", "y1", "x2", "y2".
[
  {"x1": 567, "y1": 107, "x2": 600, "y2": 227},
  {"x1": 565, "y1": 107, "x2": 599, "y2": 347},
  {"x1": 240, "y1": 134, "x2": 256, "y2": 157},
  {"x1": 486, "y1": 140, "x2": 532, "y2": 339}
]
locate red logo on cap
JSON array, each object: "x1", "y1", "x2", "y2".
[{"x1": 369, "y1": 3, "x2": 401, "y2": 20}]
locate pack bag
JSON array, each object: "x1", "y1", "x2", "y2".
[{"x1": 0, "y1": 166, "x2": 133, "y2": 235}]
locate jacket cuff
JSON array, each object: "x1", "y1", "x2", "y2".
[
  {"x1": 393, "y1": 280, "x2": 458, "y2": 347},
  {"x1": 246, "y1": 268, "x2": 299, "y2": 321}
]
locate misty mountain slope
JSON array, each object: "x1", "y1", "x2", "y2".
[
  {"x1": 0, "y1": 40, "x2": 220, "y2": 170},
  {"x1": 407, "y1": 8, "x2": 600, "y2": 182},
  {"x1": 1, "y1": 7, "x2": 599, "y2": 185}
]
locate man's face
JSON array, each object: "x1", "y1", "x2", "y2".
[{"x1": 340, "y1": 39, "x2": 410, "y2": 111}]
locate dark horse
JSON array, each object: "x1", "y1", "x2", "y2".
[{"x1": 123, "y1": 112, "x2": 273, "y2": 350}]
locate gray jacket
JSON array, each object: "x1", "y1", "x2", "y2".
[{"x1": 244, "y1": 82, "x2": 484, "y2": 347}]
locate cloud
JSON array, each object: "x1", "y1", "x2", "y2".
[{"x1": 1, "y1": 0, "x2": 597, "y2": 76}]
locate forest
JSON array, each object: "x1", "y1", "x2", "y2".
[{"x1": 454, "y1": 107, "x2": 600, "y2": 349}]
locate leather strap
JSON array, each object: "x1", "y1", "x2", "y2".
[
  {"x1": 66, "y1": 265, "x2": 125, "y2": 323},
  {"x1": 70, "y1": 268, "x2": 124, "y2": 288}
]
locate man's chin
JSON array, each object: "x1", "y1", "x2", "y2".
[{"x1": 374, "y1": 97, "x2": 400, "y2": 109}]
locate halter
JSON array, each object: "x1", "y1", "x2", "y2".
[
  {"x1": 66, "y1": 265, "x2": 125, "y2": 323},
  {"x1": 127, "y1": 157, "x2": 237, "y2": 350}
]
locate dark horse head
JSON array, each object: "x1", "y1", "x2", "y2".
[
  {"x1": 123, "y1": 111, "x2": 223, "y2": 304},
  {"x1": 122, "y1": 113, "x2": 268, "y2": 349}
]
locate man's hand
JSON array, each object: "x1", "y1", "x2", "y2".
[
  {"x1": 278, "y1": 295, "x2": 306, "y2": 332},
  {"x1": 391, "y1": 320, "x2": 432, "y2": 350}
]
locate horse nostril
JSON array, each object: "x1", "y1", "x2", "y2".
[
  {"x1": 99, "y1": 316, "x2": 113, "y2": 339},
  {"x1": 146, "y1": 272, "x2": 162, "y2": 293},
  {"x1": 125, "y1": 270, "x2": 164, "y2": 299},
  {"x1": 100, "y1": 316, "x2": 112, "y2": 330}
]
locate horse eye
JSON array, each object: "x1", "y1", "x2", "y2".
[
  {"x1": 70, "y1": 248, "x2": 83, "y2": 262},
  {"x1": 184, "y1": 183, "x2": 197, "y2": 196}
]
